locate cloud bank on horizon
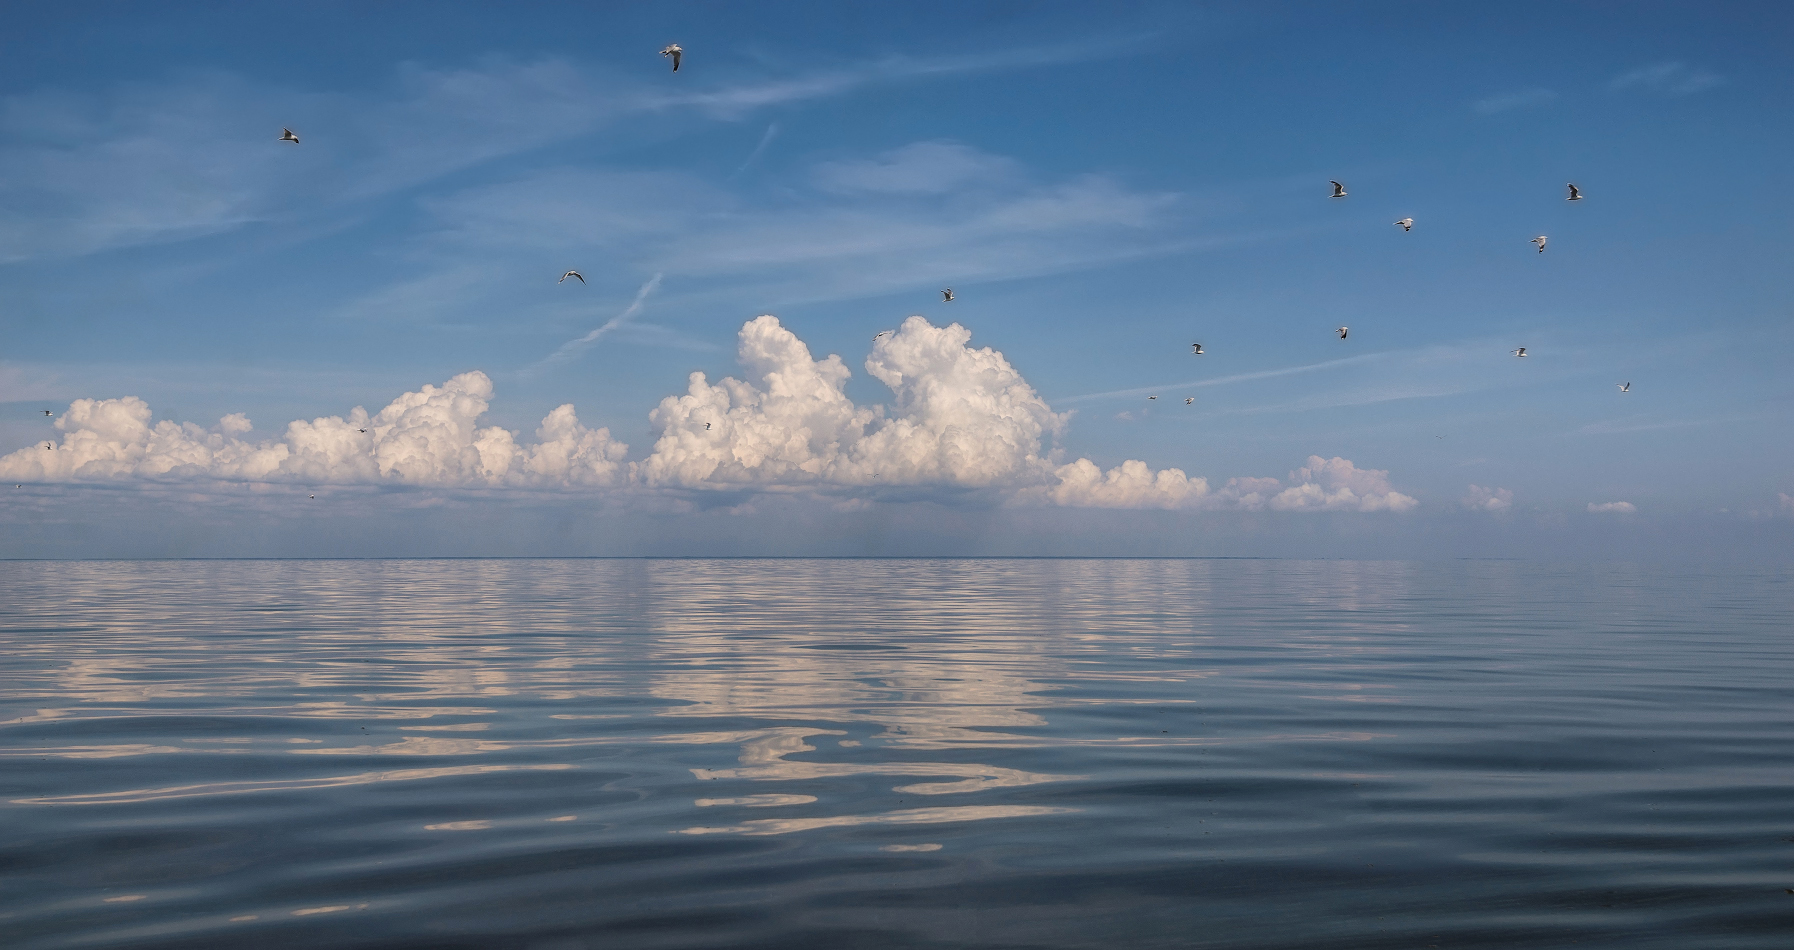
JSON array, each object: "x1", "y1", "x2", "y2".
[{"x1": 1, "y1": 315, "x2": 1416, "y2": 512}]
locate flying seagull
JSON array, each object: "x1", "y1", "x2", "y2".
[
  {"x1": 358, "y1": 428, "x2": 367, "y2": 434},
  {"x1": 1190, "y1": 342, "x2": 1204, "y2": 355},
  {"x1": 1567, "y1": 183, "x2": 1583, "y2": 201},
  {"x1": 41, "y1": 410, "x2": 52, "y2": 416},
  {"x1": 309, "y1": 494, "x2": 315, "y2": 500},
  {"x1": 1618, "y1": 382, "x2": 1630, "y2": 393},
  {"x1": 559, "y1": 270, "x2": 584, "y2": 284},
  {"x1": 1336, "y1": 326, "x2": 1349, "y2": 339},
  {"x1": 1329, "y1": 180, "x2": 1347, "y2": 199},
  {"x1": 941, "y1": 288, "x2": 954, "y2": 302},
  {"x1": 1531, "y1": 235, "x2": 1548, "y2": 253},
  {"x1": 44, "y1": 443, "x2": 52, "y2": 449},
  {"x1": 1148, "y1": 395, "x2": 1157, "y2": 400},
  {"x1": 279, "y1": 128, "x2": 299, "y2": 144},
  {"x1": 1184, "y1": 397, "x2": 1194, "y2": 405},
  {"x1": 661, "y1": 44, "x2": 682, "y2": 72},
  {"x1": 1512, "y1": 347, "x2": 1528, "y2": 358},
  {"x1": 705, "y1": 422, "x2": 712, "y2": 430},
  {"x1": 1394, "y1": 217, "x2": 1412, "y2": 231},
  {"x1": 873, "y1": 330, "x2": 891, "y2": 341}
]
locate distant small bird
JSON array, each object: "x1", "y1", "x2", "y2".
[
  {"x1": 1566, "y1": 183, "x2": 1582, "y2": 201},
  {"x1": 279, "y1": 128, "x2": 299, "y2": 144},
  {"x1": 41, "y1": 410, "x2": 52, "y2": 416},
  {"x1": 309, "y1": 494, "x2": 314, "y2": 499},
  {"x1": 358, "y1": 428, "x2": 367, "y2": 433},
  {"x1": 1512, "y1": 347, "x2": 1528, "y2": 358},
  {"x1": 1531, "y1": 235, "x2": 1548, "y2": 253},
  {"x1": 1618, "y1": 382, "x2": 1630, "y2": 393},
  {"x1": 705, "y1": 422, "x2": 712, "y2": 430},
  {"x1": 1336, "y1": 326, "x2": 1349, "y2": 339},
  {"x1": 941, "y1": 288, "x2": 954, "y2": 302},
  {"x1": 1394, "y1": 218, "x2": 1412, "y2": 231},
  {"x1": 1148, "y1": 395, "x2": 1157, "y2": 400},
  {"x1": 660, "y1": 44, "x2": 682, "y2": 72},
  {"x1": 873, "y1": 330, "x2": 890, "y2": 341},
  {"x1": 559, "y1": 270, "x2": 583, "y2": 284},
  {"x1": 1184, "y1": 397, "x2": 1194, "y2": 405},
  {"x1": 1190, "y1": 343, "x2": 1204, "y2": 355},
  {"x1": 44, "y1": 443, "x2": 52, "y2": 450},
  {"x1": 1329, "y1": 180, "x2": 1347, "y2": 199}
]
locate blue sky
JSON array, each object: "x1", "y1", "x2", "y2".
[{"x1": 2, "y1": 2, "x2": 1790, "y2": 557}]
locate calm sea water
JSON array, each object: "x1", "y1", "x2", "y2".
[{"x1": 1, "y1": 559, "x2": 1790, "y2": 949}]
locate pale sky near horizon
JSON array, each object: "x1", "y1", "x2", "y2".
[{"x1": 1, "y1": 2, "x2": 1790, "y2": 558}]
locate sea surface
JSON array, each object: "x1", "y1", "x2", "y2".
[{"x1": 1, "y1": 559, "x2": 1790, "y2": 949}]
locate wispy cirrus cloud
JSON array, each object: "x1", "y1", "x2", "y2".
[
  {"x1": 0, "y1": 40, "x2": 1136, "y2": 264},
  {"x1": 1609, "y1": 62, "x2": 1723, "y2": 95},
  {"x1": 1472, "y1": 88, "x2": 1557, "y2": 114}
]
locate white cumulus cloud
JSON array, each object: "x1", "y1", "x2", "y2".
[
  {"x1": 0, "y1": 371, "x2": 625, "y2": 488},
  {"x1": 1266, "y1": 457, "x2": 1418, "y2": 512},
  {"x1": 639, "y1": 314, "x2": 1063, "y2": 491},
  {"x1": 1587, "y1": 501, "x2": 1637, "y2": 514},
  {"x1": 4, "y1": 315, "x2": 1415, "y2": 515},
  {"x1": 1462, "y1": 484, "x2": 1514, "y2": 512}
]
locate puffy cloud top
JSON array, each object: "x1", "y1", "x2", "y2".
[
  {"x1": 2, "y1": 315, "x2": 1415, "y2": 514},
  {"x1": 640, "y1": 315, "x2": 1061, "y2": 490},
  {"x1": 1462, "y1": 484, "x2": 1515, "y2": 512},
  {"x1": 1, "y1": 371, "x2": 624, "y2": 489}
]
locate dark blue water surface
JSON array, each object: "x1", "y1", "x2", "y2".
[{"x1": 1, "y1": 559, "x2": 1791, "y2": 949}]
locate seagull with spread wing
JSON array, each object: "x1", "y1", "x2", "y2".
[
  {"x1": 559, "y1": 270, "x2": 584, "y2": 284},
  {"x1": 661, "y1": 44, "x2": 682, "y2": 71},
  {"x1": 279, "y1": 128, "x2": 299, "y2": 144},
  {"x1": 1394, "y1": 217, "x2": 1412, "y2": 231},
  {"x1": 1330, "y1": 180, "x2": 1347, "y2": 198},
  {"x1": 1567, "y1": 183, "x2": 1583, "y2": 201},
  {"x1": 1531, "y1": 235, "x2": 1548, "y2": 253}
]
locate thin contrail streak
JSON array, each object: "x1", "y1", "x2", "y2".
[
  {"x1": 535, "y1": 273, "x2": 664, "y2": 370},
  {"x1": 1055, "y1": 352, "x2": 1389, "y2": 404},
  {"x1": 729, "y1": 123, "x2": 780, "y2": 179}
]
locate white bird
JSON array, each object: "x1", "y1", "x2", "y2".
[
  {"x1": 1148, "y1": 395, "x2": 1158, "y2": 400},
  {"x1": 44, "y1": 443, "x2": 52, "y2": 450},
  {"x1": 1190, "y1": 342, "x2": 1204, "y2": 355},
  {"x1": 1618, "y1": 382, "x2": 1630, "y2": 393},
  {"x1": 309, "y1": 494, "x2": 315, "y2": 499},
  {"x1": 1336, "y1": 326, "x2": 1349, "y2": 340},
  {"x1": 705, "y1": 422, "x2": 712, "y2": 430},
  {"x1": 1512, "y1": 347, "x2": 1528, "y2": 358},
  {"x1": 1184, "y1": 397, "x2": 1194, "y2": 405},
  {"x1": 1567, "y1": 183, "x2": 1583, "y2": 201},
  {"x1": 41, "y1": 410, "x2": 52, "y2": 416},
  {"x1": 1394, "y1": 217, "x2": 1412, "y2": 231},
  {"x1": 1329, "y1": 180, "x2": 1347, "y2": 198},
  {"x1": 1531, "y1": 235, "x2": 1548, "y2": 253},
  {"x1": 873, "y1": 330, "x2": 891, "y2": 341},
  {"x1": 941, "y1": 288, "x2": 954, "y2": 302},
  {"x1": 559, "y1": 270, "x2": 584, "y2": 284},
  {"x1": 358, "y1": 428, "x2": 367, "y2": 434},
  {"x1": 279, "y1": 128, "x2": 299, "y2": 144},
  {"x1": 660, "y1": 44, "x2": 682, "y2": 71}
]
